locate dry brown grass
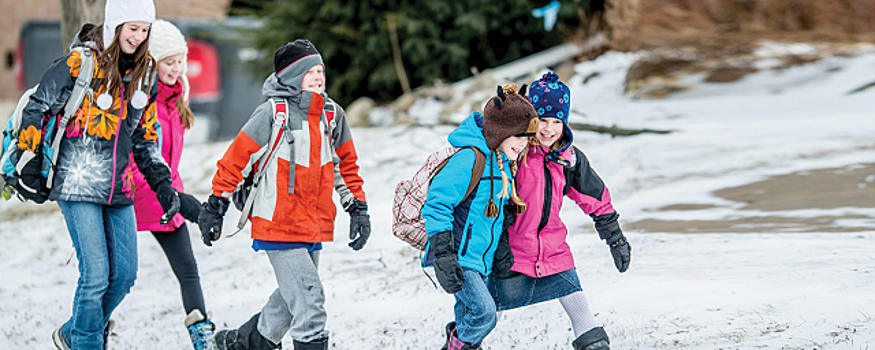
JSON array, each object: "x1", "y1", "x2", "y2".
[{"x1": 590, "y1": 0, "x2": 875, "y2": 55}]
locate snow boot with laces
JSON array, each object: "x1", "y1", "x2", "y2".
[
  {"x1": 572, "y1": 326, "x2": 610, "y2": 350},
  {"x1": 185, "y1": 309, "x2": 216, "y2": 350},
  {"x1": 214, "y1": 313, "x2": 281, "y2": 350}
]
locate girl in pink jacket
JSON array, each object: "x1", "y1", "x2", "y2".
[
  {"x1": 130, "y1": 20, "x2": 214, "y2": 350},
  {"x1": 487, "y1": 72, "x2": 631, "y2": 350}
]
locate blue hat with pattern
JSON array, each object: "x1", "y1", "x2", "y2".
[{"x1": 529, "y1": 71, "x2": 573, "y2": 159}]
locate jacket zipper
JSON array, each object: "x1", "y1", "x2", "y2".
[
  {"x1": 461, "y1": 223, "x2": 473, "y2": 256},
  {"x1": 481, "y1": 160, "x2": 500, "y2": 270},
  {"x1": 537, "y1": 157, "x2": 553, "y2": 233},
  {"x1": 107, "y1": 86, "x2": 125, "y2": 204}
]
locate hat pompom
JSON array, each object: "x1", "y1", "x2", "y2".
[{"x1": 542, "y1": 72, "x2": 559, "y2": 82}]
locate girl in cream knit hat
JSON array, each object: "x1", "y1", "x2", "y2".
[{"x1": 129, "y1": 19, "x2": 216, "y2": 350}]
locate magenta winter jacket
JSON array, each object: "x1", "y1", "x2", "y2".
[
  {"x1": 131, "y1": 81, "x2": 186, "y2": 231},
  {"x1": 508, "y1": 145, "x2": 615, "y2": 278}
]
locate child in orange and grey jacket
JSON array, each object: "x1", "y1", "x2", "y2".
[{"x1": 196, "y1": 39, "x2": 370, "y2": 350}]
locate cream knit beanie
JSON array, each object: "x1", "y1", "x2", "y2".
[
  {"x1": 103, "y1": 0, "x2": 156, "y2": 50},
  {"x1": 149, "y1": 20, "x2": 188, "y2": 62}
]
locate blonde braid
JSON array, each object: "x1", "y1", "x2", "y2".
[{"x1": 497, "y1": 154, "x2": 510, "y2": 199}]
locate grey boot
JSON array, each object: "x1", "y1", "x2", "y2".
[
  {"x1": 214, "y1": 313, "x2": 281, "y2": 350},
  {"x1": 572, "y1": 327, "x2": 610, "y2": 350},
  {"x1": 292, "y1": 337, "x2": 327, "y2": 350}
]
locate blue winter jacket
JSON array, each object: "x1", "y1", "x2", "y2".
[{"x1": 422, "y1": 112, "x2": 513, "y2": 276}]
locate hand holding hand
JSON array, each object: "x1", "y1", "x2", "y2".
[
  {"x1": 198, "y1": 195, "x2": 229, "y2": 246},
  {"x1": 155, "y1": 182, "x2": 180, "y2": 225}
]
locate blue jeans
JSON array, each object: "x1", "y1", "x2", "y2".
[
  {"x1": 57, "y1": 201, "x2": 138, "y2": 349},
  {"x1": 453, "y1": 268, "x2": 497, "y2": 346}
]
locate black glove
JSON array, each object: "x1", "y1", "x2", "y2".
[
  {"x1": 492, "y1": 230, "x2": 514, "y2": 276},
  {"x1": 178, "y1": 192, "x2": 203, "y2": 222},
  {"x1": 594, "y1": 212, "x2": 631, "y2": 273},
  {"x1": 14, "y1": 151, "x2": 48, "y2": 203},
  {"x1": 430, "y1": 231, "x2": 465, "y2": 294},
  {"x1": 198, "y1": 195, "x2": 229, "y2": 246},
  {"x1": 155, "y1": 182, "x2": 180, "y2": 225},
  {"x1": 346, "y1": 199, "x2": 370, "y2": 250}
]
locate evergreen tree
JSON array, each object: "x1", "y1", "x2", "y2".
[{"x1": 247, "y1": 0, "x2": 578, "y2": 106}]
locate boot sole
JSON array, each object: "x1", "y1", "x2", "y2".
[{"x1": 52, "y1": 327, "x2": 71, "y2": 350}]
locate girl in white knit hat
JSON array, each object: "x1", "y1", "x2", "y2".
[
  {"x1": 14, "y1": 0, "x2": 182, "y2": 349},
  {"x1": 128, "y1": 19, "x2": 216, "y2": 350}
]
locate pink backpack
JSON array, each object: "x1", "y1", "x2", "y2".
[{"x1": 392, "y1": 146, "x2": 486, "y2": 249}]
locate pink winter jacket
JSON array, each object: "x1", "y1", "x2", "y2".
[
  {"x1": 132, "y1": 81, "x2": 186, "y2": 231},
  {"x1": 508, "y1": 145, "x2": 615, "y2": 278}
]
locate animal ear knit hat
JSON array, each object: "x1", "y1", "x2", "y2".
[
  {"x1": 481, "y1": 84, "x2": 539, "y2": 151},
  {"x1": 529, "y1": 71, "x2": 574, "y2": 157},
  {"x1": 149, "y1": 19, "x2": 190, "y2": 100},
  {"x1": 274, "y1": 39, "x2": 324, "y2": 95}
]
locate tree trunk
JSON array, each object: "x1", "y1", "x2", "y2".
[{"x1": 60, "y1": 0, "x2": 106, "y2": 50}]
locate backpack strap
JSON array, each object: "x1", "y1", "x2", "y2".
[
  {"x1": 235, "y1": 97, "x2": 288, "y2": 232},
  {"x1": 46, "y1": 47, "x2": 95, "y2": 188},
  {"x1": 432, "y1": 146, "x2": 486, "y2": 203}
]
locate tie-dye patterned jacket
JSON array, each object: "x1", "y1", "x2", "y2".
[
  {"x1": 209, "y1": 73, "x2": 366, "y2": 243},
  {"x1": 15, "y1": 34, "x2": 170, "y2": 206}
]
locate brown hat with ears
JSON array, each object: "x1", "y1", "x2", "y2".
[{"x1": 482, "y1": 84, "x2": 539, "y2": 150}]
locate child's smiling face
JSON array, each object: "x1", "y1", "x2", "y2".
[
  {"x1": 118, "y1": 21, "x2": 150, "y2": 54},
  {"x1": 301, "y1": 65, "x2": 325, "y2": 94},
  {"x1": 536, "y1": 117, "x2": 564, "y2": 147},
  {"x1": 157, "y1": 54, "x2": 185, "y2": 86},
  {"x1": 498, "y1": 135, "x2": 528, "y2": 160}
]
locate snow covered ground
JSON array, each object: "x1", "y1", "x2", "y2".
[{"x1": 1, "y1": 42, "x2": 874, "y2": 349}]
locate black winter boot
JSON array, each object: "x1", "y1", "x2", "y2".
[
  {"x1": 214, "y1": 313, "x2": 281, "y2": 350},
  {"x1": 440, "y1": 322, "x2": 456, "y2": 350},
  {"x1": 572, "y1": 327, "x2": 610, "y2": 350},
  {"x1": 292, "y1": 337, "x2": 328, "y2": 350}
]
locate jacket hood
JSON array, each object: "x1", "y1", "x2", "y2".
[
  {"x1": 70, "y1": 24, "x2": 100, "y2": 52},
  {"x1": 448, "y1": 112, "x2": 492, "y2": 155},
  {"x1": 262, "y1": 73, "x2": 296, "y2": 98}
]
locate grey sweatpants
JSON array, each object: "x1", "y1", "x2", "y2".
[{"x1": 256, "y1": 249, "x2": 329, "y2": 343}]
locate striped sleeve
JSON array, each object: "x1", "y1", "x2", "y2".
[
  {"x1": 211, "y1": 103, "x2": 273, "y2": 197},
  {"x1": 329, "y1": 102, "x2": 366, "y2": 209},
  {"x1": 565, "y1": 146, "x2": 615, "y2": 216}
]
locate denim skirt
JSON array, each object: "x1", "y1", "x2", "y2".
[{"x1": 487, "y1": 268, "x2": 582, "y2": 311}]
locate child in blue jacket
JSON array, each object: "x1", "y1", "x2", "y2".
[{"x1": 422, "y1": 85, "x2": 538, "y2": 350}]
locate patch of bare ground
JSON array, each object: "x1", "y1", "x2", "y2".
[{"x1": 628, "y1": 164, "x2": 875, "y2": 233}]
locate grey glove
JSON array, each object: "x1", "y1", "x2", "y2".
[
  {"x1": 346, "y1": 199, "x2": 371, "y2": 250},
  {"x1": 594, "y1": 212, "x2": 631, "y2": 273},
  {"x1": 430, "y1": 231, "x2": 465, "y2": 294}
]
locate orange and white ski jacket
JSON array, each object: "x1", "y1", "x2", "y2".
[{"x1": 210, "y1": 74, "x2": 366, "y2": 243}]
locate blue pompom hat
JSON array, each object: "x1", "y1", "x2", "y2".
[{"x1": 529, "y1": 71, "x2": 573, "y2": 160}]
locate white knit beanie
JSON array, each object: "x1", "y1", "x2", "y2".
[
  {"x1": 103, "y1": 0, "x2": 156, "y2": 50},
  {"x1": 149, "y1": 20, "x2": 188, "y2": 62}
]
